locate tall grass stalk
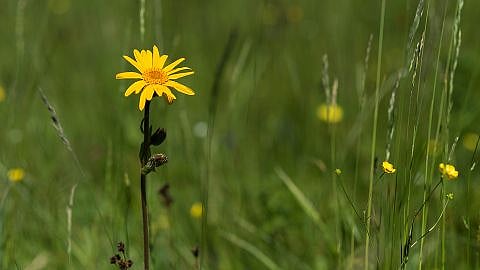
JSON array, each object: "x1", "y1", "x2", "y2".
[
  {"x1": 420, "y1": 1, "x2": 449, "y2": 268},
  {"x1": 414, "y1": 2, "x2": 430, "y2": 268},
  {"x1": 437, "y1": 1, "x2": 463, "y2": 268},
  {"x1": 321, "y1": 54, "x2": 341, "y2": 265},
  {"x1": 364, "y1": 0, "x2": 386, "y2": 268},
  {"x1": 349, "y1": 34, "x2": 372, "y2": 270},
  {"x1": 202, "y1": 30, "x2": 237, "y2": 268},
  {"x1": 39, "y1": 88, "x2": 86, "y2": 264}
]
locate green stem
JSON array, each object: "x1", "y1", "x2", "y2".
[
  {"x1": 417, "y1": 3, "x2": 431, "y2": 268},
  {"x1": 365, "y1": 0, "x2": 386, "y2": 268},
  {"x1": 141, "y1": 101, "x2": 151, "y2": 270}
]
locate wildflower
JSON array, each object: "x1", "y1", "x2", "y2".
[
  {"x1": 439, "y1": 163, "x2": 459, "y2": 180},
  {"x1": 7, "y1": 168, "x2": 25, "y2": 182},
  {"x1": 446, "y1": 193, "x2": 454, "y2": 200},
  {"x1": 382, "y1": 161, "x2": 396, "y2": 174},
  {"x1": 463, "y1": 133, "x2": 479, "y2": 152},
  {"x1": 0, "y1": 85, "x2": 5, "y2": 102},
  {"x1": 316, "y1": 104, "x2": 343, "y2": 123},
  {"x1": 116, "y1": 45, "x2": 195, "y2": 110},
  {"x1": 334, "y1": 168, "x2": 342, "y2": 176},
  {"x1": 190, "y1": 202, "x2": 203, "y2": 219}
]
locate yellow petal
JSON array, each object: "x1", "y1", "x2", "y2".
[
  {"x1": 116, "y1": 72, "x2": 143, "y2": 79},
  {"x1": 168, "y1": 71, "x2": 194, "y2": 80},
  {"x1": 144, "y1": 50, "x2": 153, "y2": 68},
  {"x1": 167, "y1": 67, "x2": 192, "y2": 75},
  {"x1": 165, "y1": 91, "x2": 176, "y2": 104},
  {"x1": 123, "y1": 55, "x2": 144, "y2": 72},
  {"x1": 153, "y1": 46, "x2": 161, "y2": 67},
  {"x1": 157, "y1": 55, "x2": 168, "y2": 69},
  {"x1": 163, "y1": 58, "x2": 185, "y2": 73},
  {"x1": 139, "y1": 88, "x2": 148, "y2": 111},
  {"x1": 165, "y1": 81, "x2": 195, "y2": 95},
  {"x1": 153, "y1": 84, "x2": 165, "y2": 96},
  {"x1": 124, "y1": 80, "x2": 147, "y2": 96},
  {"x1": 154, "y1": 85, "x2": 176, "y2": 103},
  {"x1": 138, "y1": 50, "x2": 148, "y2": 68},
  {"x1": 144, "y1": 84, "x2": 155, "y2": 100},
  {"x1": 134, "y1": 49, "x2": 143, "y2": 66}
]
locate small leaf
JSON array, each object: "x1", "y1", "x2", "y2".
[{"x1": 151, "y1": 128, "x2": 167, "y2": 145}]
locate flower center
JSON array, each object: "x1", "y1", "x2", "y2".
[{"x1": 143, "y1": 68, "x2": 168, "y2": 84}]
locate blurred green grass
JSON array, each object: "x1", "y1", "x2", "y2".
[{"x1": 1, "y1": 0, "x2": 480, "y2": 269}]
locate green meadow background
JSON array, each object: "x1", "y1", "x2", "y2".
[{"x1": 1, "y1": 0, "x2": 480, "y2": 269}]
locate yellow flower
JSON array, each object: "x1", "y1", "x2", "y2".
[
  {"x1": 7, "y1": 168, "x2": 25, "y2": 182},
  {"x1": 286, "y1": 5, "x2": 303, "y2": 23},
  {"x1": 334, "y1": 168, "x2": 342, "y2": 176},
  {"x1": 316, "y1": 104, "x2": 343, "y2": 123},
  {"x1": 0, "y1": 85, "x2": 6, "y2": 102},
  {"x1": 439, "y1": 163, "x2": 459, "y2": 180},
  {"x1": 446, "y1": 193, "x2": 454, "y2": 200},
  {"x1": 382, "y1": 161, "x2": 396, "y2": 174},
  {"x1": 190, "y1": 202, "x2": 203, "y2": 219},
  {"x1": 116, "y1": 45, "x2": 195, "y2": 110},
  {"x1": 463, "y1": 133, "x2": 479, "y2": 152}
]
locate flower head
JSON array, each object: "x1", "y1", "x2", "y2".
[
  {"x1": 7, "y1": 168, "x2": 25, "y2": 182},
  {"x1": 190, "y1": 202, "x2": 203, "y2": 219},
  {"x1": 439, "y1": 163, "x2": 459, "y2": 180},
  {"x1": 446, "y1": 193, "x2": 454, "y2": 200},
  {"x1": 116, "y1": 45, "x2": 194, "y2": 110},
  {"x1": 334, "y1": 168, "x2": 342, "y2": 176},
  {"x1": 316, "y1": 104, "x2": 343, "y2": 123},
  {"x1": 382, "y1": 161, "x2": 396, "y2": 174}
]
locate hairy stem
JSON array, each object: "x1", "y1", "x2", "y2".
[{"x1": 141, "y1": 101, "x2": 151, "y2": 270}]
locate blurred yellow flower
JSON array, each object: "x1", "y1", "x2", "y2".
[
  {"x1": 382, "y1": 161, "x2": 396, "y2": 174},
  {"x1": 334, "y1": 168, "x2": 342, "y2": 176},
  {"x1": 439, "y1": 163, "x2": 458, "y2": 180},
  {"x1": 0, "y1": 85, "x2": 6, "y2": 102},
  {"x1": 287, "y1": 6, "x2": 303, "y2": 23},
  {"x1": 463, "y1": 133, "x2": 479, "y2": 152},
  {"x1": 116, "y1": 45, "x2": 195, "y2": 111},
  {"x1": 446, "y1": 193, "x2": 454, "y2": 200},
  {"x1": 48, "y1": 0, "x2": 71, "y2": 15},
  {"x1": 316, "y1": 104, "x2": 343, "y2": 123},
  {"x1": 7, "y1": 168, "x2": 25, "y2": 182},
  {"x1": 190, "y1": 202, "x2": 203, "y2": 219}
]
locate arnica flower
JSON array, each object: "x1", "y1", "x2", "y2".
[
  {"x1": 382, "y1": 161, "x2": 396, "y2": 174},
  {"x1": 190, "y1": 202, "x2": 203, "y2": 219},
  {"x1": 116, "y1": 45, "x2": 194, "y2": 111},
  {"x1": 7, "y1": 168, "x2": 25, "y2": 182},
  {"x1": 439, "y1": 163, "x2": 459, "y2": 180},
  {"x1": 316, "y1": 104, "x2": 343, "y2": 124}
]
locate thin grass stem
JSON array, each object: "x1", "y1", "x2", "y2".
[{"x1": 365, "y1": 0, "x2": 386, "y2": 268}]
